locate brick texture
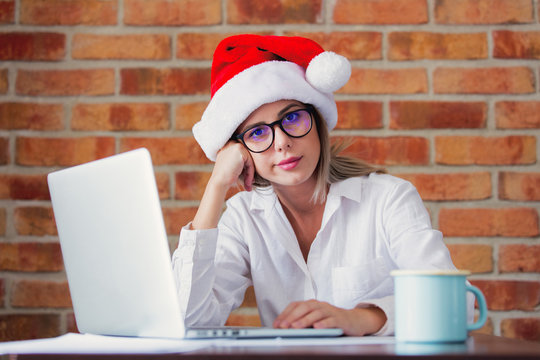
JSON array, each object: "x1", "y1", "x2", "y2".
[
  {"x1": 470, "y1": 280, "x2": 540, "y2": 311},
  {"x1": 11, "y1": 280, "x2": 71, "y2": 308},
  {"x1": 434, "y1": 0, "x2": 533, "y2": 24},
  {"x1": 501, "y1": 318, "x2": 540, "y2": 342},
  {"x1": 72, "y1": 34, "x2": 171, "y2": 60},
  {"x1": 124, "y1": 0, "x2": 221, "y2": 26},
  {"x1": 0, "y1": 32, "x2": 65, "y2": 61},
  {"x1": 0, "y1": 102, "x2": 63, "y2": 130},
  {"x1": 334, "y1": 0, "x2": 428, "y2": 24},
  {"x1": 439, "y1": 208, "x2": 539, "y2": 237},
  {"x1": 20, "y1": 0, "x2": 118, "y2": 25},
  {"x1": 72, "y1": 103, "x2": 169, "y2": 131},
  {"x1": 1, "y1": 0, "x2": 539, "y2": 341},
  {"x1": 388, "y1": 32, "x2": 487, "y2": 60}
]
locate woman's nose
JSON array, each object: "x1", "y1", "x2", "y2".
[{"x1": 273, "y1": 126, "x2": 292, "y2": 151}]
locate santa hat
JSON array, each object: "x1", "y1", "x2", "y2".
[{"x1": 193, "y1": 34, "x2": 351, "y2": 161}]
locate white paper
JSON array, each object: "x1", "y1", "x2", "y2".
[
  {"x1": 0, "y1": 333, "x2": 396, "y2": 355},
  {"x1": 0, "y1": 333, "x2": 213, "y2": 355}
]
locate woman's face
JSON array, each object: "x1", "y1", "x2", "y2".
[{"x1": 236, "y1": 100, "x2": 321, "y2": 189}]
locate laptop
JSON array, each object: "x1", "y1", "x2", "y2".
[{"x1": 47, "y1": 148, "x2": 343, "y2": 339}]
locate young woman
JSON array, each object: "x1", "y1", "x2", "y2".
[{"x1": 172, "y1": 34, "x2": 466, "y2": 336}]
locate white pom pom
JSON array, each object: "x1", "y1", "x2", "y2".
[{"x1": 305, "y1": 51, "x2": 351, "y2": 93}]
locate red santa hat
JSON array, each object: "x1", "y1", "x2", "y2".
[{"x1": 193, "y1": 34, "x2": 351, "y2": 161}]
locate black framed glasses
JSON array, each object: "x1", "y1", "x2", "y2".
[{"x1": 233, "y1": 106, "x2": 314, "y2": 153}]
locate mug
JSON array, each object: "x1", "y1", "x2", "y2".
[{"x1": 391, "y1": 270, "x2": 487, "y2": 343}]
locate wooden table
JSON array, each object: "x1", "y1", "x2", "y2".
[{"x1": 6, "y1": 334, "x2": 540, "y2": 360}]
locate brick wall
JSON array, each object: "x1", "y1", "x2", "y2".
[{"x1": 0, "y1": 0, "x2": 539, "y2": 342}]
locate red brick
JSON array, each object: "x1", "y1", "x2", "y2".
[
  {"x1": 470, "y1": 280, "x2": 540, "y2": 311},
  {"x1": 0, "y1": 278, "x2": 4, "y2": 307},
  {"x1": 0, "y1": 68, "x2": 7, "y2": 94},
  {"x1": 397, "y1": 172, "x2": 491, "y2": 201},
  {"x1": 14, "y1": 207, "x2": 56, "y2": 236},
  {"x1": 0, "y1": 102, "x2": 63, "y2": 130},
  {"x1": 20, "y1": 0, "x2": 117, "y2": 25},
  {"x1": 0, "y1": 174, "x2": 49, "y2": 200},
  {"x1": 0, "y1": 208, "x2": 5, "y2": 235},
  {"x1": 16, "y1": 69, "x2": 115, "y2": 96},
  {"x1": 0, "y1": 1, "x2": 14, "y2": 23},
  {"x1": 434, "y1": 67, "x2": 535, "y2": 94},
  {"x1": 0, "y1": 137, "x2": 8, "y2": 164},
  {"x1": 175, "y1": 102, "x2": 206, "y2": 130},
  {"x1": 283, "y1": 32, "x2": 383, "y2": 60},
  {"x1": 155, "y1": 172, "x2": 170, "y2": 200},
  {"x1": 336, "y1": 101, "x2": 382, "y2": 129},
  {"x1": 496, "y1": 101, "x2": 540, "y2": 129},
  {"x1": 228, "y1": 0, "x2": 322, "y2": 24},
  {"x1": 16, "y1": 137, "x2": 115, "y2": 166},
  {"x1": 175, "y1": 172, "x2": 239, "y2": 201},
  {"x1": 177, "y1": 33, "x2": 240, "y2": 60},
  {"x1": 389, "y1": 32, "x2": 487, "y2": 60},
  {"x1": 499, "y1": 172, "x2": 540, "y2": 201},
  {"x1": 124, "y1": 0, "x2": 220, "y2": 26},
  {"x1": 0, "y1": 314, "x2": 60, "y2": 341},
  {"x1": 435, "y1": 0, "x2": 533, "y2": 24},
  {"x1": 0, "y1": 32, "x2": 65, "y2": 61},
  {"x1": 121, "y1": 68, "x2": 210, "y2": 95},
  {"x1": 0, "y1": 243, "x2": 63, "y2": 272},
  {"x1": 446, "y1": 244, "x2": 493, "y2": 273},
  {"x1": 435, "y1": 136, "x2": 536, "y2": 165},
  {"x1": 337, "y1": 136, "x2": 429, "y2": 165},
  {"x1": 11, "y1": 280, "x2": 71, "y2": 308},
  {"x1": 439, "y1": 208, "x2": 539, "y2": 237},
  {"x1": 494, "y1": 30, "x2": 540, "y2": 59},
  {"x1": 334, "y1": 0, "x2": 427, "y2": 24},
  {"x1": 72, "y1": 103, "x2": 169, "y2": 131},
  {"x1": 340, "y1": 68, "x2": 427, "y2": 94},
  {"x1": 120, "y1": 137, "x2": 210, "y2": 165},
  {"x1": 162, "y1": 207, "x2": 198, "y2": 235},
  {"x1": 66, "y1": 313, "x2": 78, "y2": 333},
  {"x1": 501, "y1": 318, "x2": 540, "y2": 342},
  {"x1": 499, "y1": 244, "x2": 540, "y2": 273},
  {"x1": 390, "y1": 101, "x2": 486, "y2": 129},
  {"x1": 72, "y1": 34, "x2": 171, "y2": 60}
]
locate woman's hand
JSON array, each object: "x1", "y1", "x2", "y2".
[
  {"x1": 211, "y1": 141, "x2": 255, "y2": 192},
  {"x1": 273, "y1": 299, "x2": 387, "y2": 336},
  {"x1": 191, "y1": 141, "x2": 254, "y2": 230}
]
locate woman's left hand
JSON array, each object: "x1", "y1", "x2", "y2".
[{"x1": 272, "y1": 299, "x2": 387, "y2": 336}]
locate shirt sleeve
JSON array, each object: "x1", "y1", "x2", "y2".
[
  {"x1": 172, "y1": 212, "x2": 252, "y2": 327},
  {"x1": 357, "y1": 178, "x2": 474, "y2": 336}
]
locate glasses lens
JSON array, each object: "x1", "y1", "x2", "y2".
[
  {"x1": 281, "y1": 110, "x2": 311, "y2": 137},
  {"x1": 242, "y1": 125, "x2": 273, "y2": 152}
]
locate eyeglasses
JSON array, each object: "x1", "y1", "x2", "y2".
[{"x1": 233, "y1": 107, "x2": 314, "y2": 153}]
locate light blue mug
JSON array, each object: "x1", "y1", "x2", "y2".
[{"x1": 391, "y1": 270, "x2": 487, "y2": 343}]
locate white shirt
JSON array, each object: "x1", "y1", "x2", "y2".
[{"x1": 172, "y1": 173, "x2": 463, "y2": 336}]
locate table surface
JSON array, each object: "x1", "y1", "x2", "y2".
[{"x1": 6, "y1": 333, "x2": 540, "y2": 360}]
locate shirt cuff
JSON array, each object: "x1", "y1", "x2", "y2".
[{"x1": 175, "y1": 222, "x2": 218, "y2": 261}]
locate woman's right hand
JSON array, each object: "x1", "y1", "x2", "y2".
[
  {"x1": 211, "y1": 141, "x2": 255, "y2": 192},
  {"x1": 191, "y1": 141, "x2": 254, "y2": 230}
]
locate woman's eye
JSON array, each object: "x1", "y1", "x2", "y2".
[
  {"x1": 247, "y1": 126, "x2": 268, "y2": 140},
  {"x1": 283, "y1": 112, "x2": 299, "y2": 124}
]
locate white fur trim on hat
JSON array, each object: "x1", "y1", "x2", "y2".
[{"x1": 193, "y1": 61, "x2": 338, "y2": 162}]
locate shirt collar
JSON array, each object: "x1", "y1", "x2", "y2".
[{"x1": 248, "y1": 177, "x2": 364, "y2": 212}]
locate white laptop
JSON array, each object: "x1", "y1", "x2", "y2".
[{"x1": 47, "y1": 148, "x2": 343, "y2": 339}]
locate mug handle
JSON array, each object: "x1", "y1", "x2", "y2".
[{"x1": 466, "y1": 284, "x2": 488, "y2": 331}]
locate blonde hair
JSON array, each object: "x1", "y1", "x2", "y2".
[{"x1": 251, "y1": 105, "x2": 386, "y2": 203}]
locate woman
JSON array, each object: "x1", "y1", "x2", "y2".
[{"x1": 173, "y1": 34, "x2": 463, "y2": 336}]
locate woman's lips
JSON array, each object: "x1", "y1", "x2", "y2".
[{"x1": 276, "y1": 156, "x2": 302, "y2": 170}]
